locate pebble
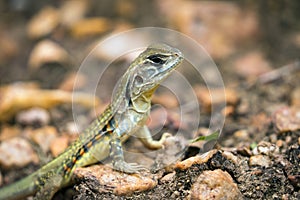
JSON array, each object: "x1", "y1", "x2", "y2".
[
  {"x1": 272, "y1": 106, "x2": 300, "y2": 133},
  {"x1": 222, "y1": 151, "x2": 239, "y2": 165},
  {"x1": 276, "y1": 139, "x2": 284, "y2": 148},
  {"x1": 189, "y1": 169, "x2": 242, "y2": 200},
  {"x1": 252, "y1": 141, "x2": 278, "y2": 156},
  {"x1": 0, "y1": 137, "x2": 39, "y2": 168},
  {"x1": 27, "y1": 6, "x2": 60, "y2": 39},
  {"x1": 175, "y1": 149, "x2": 218, "y2": 170},
  {"x1": 269, "y1": 134, "x2": 278, "y2": 144},
  {"x1": 70, "y1": 17, "x2": 111, "y2": 38},
  {"x1": 237, "y1": 145, "x2": 252, "y2": 157},
  {"x1": 16, "y1": 107, "x2": 50, "y2": 126},
  {"x1": 222, "y1": 105, "x2": 235, "y2": 116},
  {"x1": 0, "y1": 126, "x2": 21, "y2": 141},
  {"x1": 28, "y1": 39, "x2": 70, "y2": 70},
  {"x1": 60, "y1": 0, "x2": 89, "y2": 27},
  {"x1": 249, "y1": 155, "x2": 271, "y2": 167},
  {"x1": 74, "y1": 165, "x2": 157, "y2": 195},
  {"x1": 30, "y1": 126, "x2": 58, "y2": 153},
  {"x1": 233, "y1": 129, "x2": 249, "y2": 141},
  {"x1": 160, "y1": 171, "x2": 176, "y2": 183}
]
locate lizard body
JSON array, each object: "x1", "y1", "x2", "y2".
[{"x1": 0, "y1": 43, "x2": 183, "y2": 200}]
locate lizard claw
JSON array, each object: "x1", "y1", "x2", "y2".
[{"x1": 113, "y1": 161, "x2": 147, "y2": 173}]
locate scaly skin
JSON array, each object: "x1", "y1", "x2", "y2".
[{"x1": 0, "y1": 43, "x2": 183, "y2": 200}]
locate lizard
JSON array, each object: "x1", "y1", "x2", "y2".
[{"x1": 0, "y1": 43, "x2": 183, "y2": 200}]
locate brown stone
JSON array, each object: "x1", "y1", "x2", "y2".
[
  {"x1": 175, "y1": 149, "x2": 218, "y2": 170},
  {"x1": 0, "y1": 137, "x2": 39, "y2": 168},
  {"x1": 189, "y1": 169, "x2": 242, "y2": 200},
  {"x1": 73, "y1": 165, "x2": 157, "y2": 195}
]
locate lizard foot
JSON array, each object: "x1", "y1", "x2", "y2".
[{"x1": 113, "y1": 161, "x2": 147, "y2": 174}]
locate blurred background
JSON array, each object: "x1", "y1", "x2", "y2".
[{"x1": 0, "y1": 0, "x2": 299, "y2": 85}]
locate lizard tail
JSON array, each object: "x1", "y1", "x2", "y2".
[{"x1": 0, "y1": 172, "x2": 37, "y2": 200}]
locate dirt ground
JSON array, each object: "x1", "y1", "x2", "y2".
[{"x1": 0, "y1": 1, "x2": 299, "y2": 200}]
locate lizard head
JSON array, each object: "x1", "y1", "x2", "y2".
[{"x1": 126, "y1": 43, "x2": 184, "y2": 100}]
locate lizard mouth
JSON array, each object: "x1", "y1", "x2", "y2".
[{"x1": 159, "y1": 54, "x2": 184, "y2": 78}]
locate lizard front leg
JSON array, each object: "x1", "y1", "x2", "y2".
[
  {"x1": 109, "y1": 137, "x2": 146, "y2": 173},
  {"x1": 135, "y1": 125, "x2": 171, "y2": 149}
]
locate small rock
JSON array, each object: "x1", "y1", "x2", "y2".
[
  {"x1": 30, "y1": 126, "x2": 58, "y2": 153},
  {"x1": 237, "y1": 145, "x2": 252, "y2": 157},
  {"x1": 285, "y1": 135, "x2": 292, "y2": 144},
  {"x1": 222, "y1": 151, "x2": 239, "y2": 165},
  {"x1": 27, "y1": 6, "x2": 60, "y2": 39},
  {"x1": 160, "y1": 171, "x2": 176, "y2": 183},
  {"x1": 269, "y1": 134, "x2": 278, "y2": 143},
  {"x1": 189, "y1": 169, "x2": 242, "y2": 200},
  {"x1": 175, "y1": 149, "x2": 218, "y2": 170},
  {"x1": 50, "y1": 135, "x2": 69, "y2": 157},
  {"x1": 60, "y1": 0, "x2": 89, "y2": 27},
  {"x1": 288, "y1": 175, "x2": 300, "y2": 188},
  {"x1": 73, "y1": 165, "x2": 157, "y2": 195},
  {"x1": 249, "y1": 155, "x2": 271, "y2": 167},
  {"x1": 276, "y1": 139, "x2": 284, "y2": 148},
  {"x1": 233, "y1": 129, "x2": 249, "y2": 141},
  {"x1": 0, "y1": 126, "x2": 21, "y2": 141},
  {"x1": 222, "y1": 105, "x2": 235, "y2": 116},
  {"x1": 252, "y1": 141, "x2": 278, "y2": 156},
  {"x1": 237, "y1": 98, "x2": 250, "y2": 114},
  {"x1": 70, "y1": 17, "x2": 111, "y2": 38},
  {"x1": 16, "y1": 107, "x2": 50, "y2": 126},
  {"x1": 272, "y1": 106, "x2": 300, "y2": 133},
  {"x1": 0, "y1": 137, "x2": 39, "y2": 168},
  {"x1": 28, "y1": 39, "x2": 70, "y2": 70}
]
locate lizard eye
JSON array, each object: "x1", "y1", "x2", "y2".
[{"x1": 147, "y1": 54, "x2": 166, "y2": 65}]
